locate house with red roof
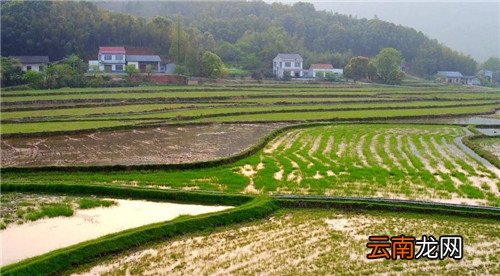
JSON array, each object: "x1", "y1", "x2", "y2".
[
  {"x1": 309, "y1": 64, "x2": 343, "y2": 78},
  {"x1": 87, "y1": 47, "x2": 126, "y2": 72}
]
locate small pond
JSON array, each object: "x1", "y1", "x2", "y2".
[{"x1": 1, "y1": 199, "x2": 232, "y2": 266}]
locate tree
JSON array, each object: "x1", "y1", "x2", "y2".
[
  {"x1": 481, "y1": 57, "x2": 500, "y2": 84},
  {"x1": 482, "y1": 57, "x2": 500, "y2": 71},
  {"x1": 145, "y1": 64, "x2": 156, "y2": 82},
  {"x1": 22, "y1": 70, "x2": 44, "y2": 88},
  {"x1": 372, "y1": 48, "x2": 405, "y2": 85},
  {"x1": 344, "y1": 56, "x2": 370, "y2": 82},
  {"x1": 1, "y1": 57, "x2": 24, "y2": 86},
  {"x1": 201, "y1": 51, "x2": 225, "y2": 79},
  {"x1": 169, "y1": 16, "x2": 189, "y2": 63},
  {"x1": 125, "y1": 64, "x2": 140, "y2": 84}
]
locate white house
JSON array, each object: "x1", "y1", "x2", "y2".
[
  {"x1": 435, "y1": 71, "x2": 464, "y2": 84},
  {"x1": 89, "y1": 47, "x2": 174, "y2": 73},
  {"x1": 309, "y1": 64, "x2": 343, "y2": 78},
  {"x1": 88, "y1": 47, "x2": 126, "y2": 73},
  {"x1": 10, "y1": 56, "x2": 49, "y2": 72},
  {"x1": 463, "y1": 76, "x2": 481, "y2": 86},
  {"x1": 273, "y1": 53, "x2": 305, "y2": 78}
]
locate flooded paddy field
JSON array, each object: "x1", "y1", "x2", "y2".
[
  {"x1": 5, "y1": 124, "x2": 499, "y2": 206},
  {"x1": 0, "y1": 192, "x2": 232, "y2": 266},
  {"x1": 75, "y1": 209, "x2": 500, "y2": 275},
  {"x1": 1, "y1": 123, "x2": 286, "y2": 167}
]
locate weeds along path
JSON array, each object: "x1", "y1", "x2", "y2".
[{"x1": 3, "y1": 124, "x2": 500, "y2": 206}]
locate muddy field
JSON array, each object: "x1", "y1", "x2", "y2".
[
  {"x1": 1, "y1": 123, "x2": 287, "y2": 167},
  {"x1": 76, "y1": 209, "x2": 499, "y2": 275}
]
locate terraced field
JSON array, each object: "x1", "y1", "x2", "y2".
[
  {"x1": 75, "y1": 209, "x2": 500, "y2": 275},
  {"x1": 2, "y1": 84, "x2": 499, "y2": 134},
  {"x1": 2, "y1": 84, "x2": 500, "y2": 274},
  {"x1": 4, "y1": 124, "x2": 499, "y2": 206}
]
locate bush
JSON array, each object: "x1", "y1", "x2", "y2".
[
  {"x1": 78, "y1": 198, "x2": 116, "y2": 209},
  {"x1": 25, "y1": 204, "x2": 73, "y2": 221},
  {"x1": 22, "y1": 70, "x2": 44, "y2": 88}
]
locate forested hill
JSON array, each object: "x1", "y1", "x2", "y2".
[{"x1": 1, "y1": 1, "x2": 477, "y2": 77}]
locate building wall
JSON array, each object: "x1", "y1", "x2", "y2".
[
  {"x1": 273, "y1": 58, "x2": 303, "y2": 78},
  {"x1": 21, "y1": 64, "x2": 44, "y2": 72},
  {"x1": 310, "y1": 68, "x2": 343, "y2": 78}
]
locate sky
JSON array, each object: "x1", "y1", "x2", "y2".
[{"x1": 267, "y1": 1, "x2": 500, "y2": 62}]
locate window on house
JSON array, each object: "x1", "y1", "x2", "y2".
[
  {"x1": 104, "y1": 55, "x2": 112, "y2": 60},
  {"x1": 26, "y1": 66, "x2": 32, "y2": 71},
  {"x1": 115, "y1": 65, "x2": 124, "y2": 71},
  {"x1": 273, "y1": 61, "x2": 276, "y2": 67},
  {"x1": 284, "y1": 62, "x2": 291, "y2": 67},
  {"x1": 115, "y1": 55, "x2": 123, "y2": 60},
  {"x1": 295, "y1": 62, "x2": 301, "y2": 67}
]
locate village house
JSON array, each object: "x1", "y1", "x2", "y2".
[
  {"x1": 124, "y1": 47, "x2": 161, "y2": 73},
  {"x1": 159, "y1": 56, "x2": 176, "y2": 74},
  {"x1": 88, "y1": 47, "x2": 126, "y2": 73},
  {"x1": 478, "y1": 69, "x2": 493, "y2": 82},
  {"x1": 273, "y1": 53, "x2": 306, "y2": 78},
  {"x1": 435, "y1": 71, "x2": 464, "y2": 84},
  {"x1": 463, "y1": 76, "x2": 481, "y2": 86},
  {"x1": 309, "y1": 64, "x2": 343, "y2": 78},
  {"x1": 10, "y1": 56, "x2": 49, "y2": 72},
  {"x1": 88, "y1": 47, "x2": 174, "y2": 73}
]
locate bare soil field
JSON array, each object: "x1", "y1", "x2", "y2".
[
  {"x1": 75, "y1": 209, "x2": 500, "y2": 275},
  {"x1": 1, "y1": 123, "x2": 286, "y2": 167}
]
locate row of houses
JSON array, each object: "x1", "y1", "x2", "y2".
[
  {"x1": 434, "y1": 70, "x2": 493, "y2": 86},
  {"x1": 7, "y1": 47, "x2": 176, "y2": 74},
  {"x1": 88, "y1": 47, "x2": 175, "y2": 73},
  {"x1": 272, "y1": 53, "x2": 344, "y2": 79}
]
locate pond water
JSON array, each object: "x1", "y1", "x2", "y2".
[
  {"x1": 382, "y1": 115, "x2": 500, "y2": 126},
  {"x1": 0, "y1": 199, "x2": 232, "y2": 266},
  {"x1": 476, "y1": 128, "x2": 500, "y2": 136}
]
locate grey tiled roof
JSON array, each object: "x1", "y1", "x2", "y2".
[
  {"x1": 9, "y1": 56, "x2": 49, "y2": 64},
  {"x1": 436, "y1": 71, "x2": 463, "y2": 78},
  {"x1": 126, "y1": 55, "x2": 161, "y2": 62},
  {"x1": 274, "y1": 53, "x2": 303, "y2": 61}
]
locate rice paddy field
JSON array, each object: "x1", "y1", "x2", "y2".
[
  {"x1": 1, "y1": 83, "x2": 500, "y2": 274},
  {"x1": 2, "y1": 84, "x2": 499, "y2": 134},
  {"x1": 72, "y1": 208, "x2": 499, "y2": 275}
]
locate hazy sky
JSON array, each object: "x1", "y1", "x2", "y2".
[{"x1": 267, "y1": 1, "x2": 500, "y2": 62}]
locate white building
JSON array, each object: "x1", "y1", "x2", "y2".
[
  {"x1": 88, "y1": 47, "x2": 126, "y2": 73},
  {"x1": 10, "y1": 56, "x2": 49, "y2": 72},
  {"x1": 273, "y1": 53, "x2": 305, "y2": 78},
  {"x1": 309, "y1": 64, "x2": 343, "y2": 78}
]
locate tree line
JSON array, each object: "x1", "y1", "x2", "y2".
[{"x1": 1, "y1": 1, "x2": 494, "y2": 79}]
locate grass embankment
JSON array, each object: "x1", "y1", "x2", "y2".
[
  {"x1": 3, "y1": 124, "x2": 499, "y2": 205},
  {"x1": 463, "y1": 126, "x2": 500, "y2": 169},
  {"x1": 1, "y1": 85, "x2": 498, "y2": 135}
]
